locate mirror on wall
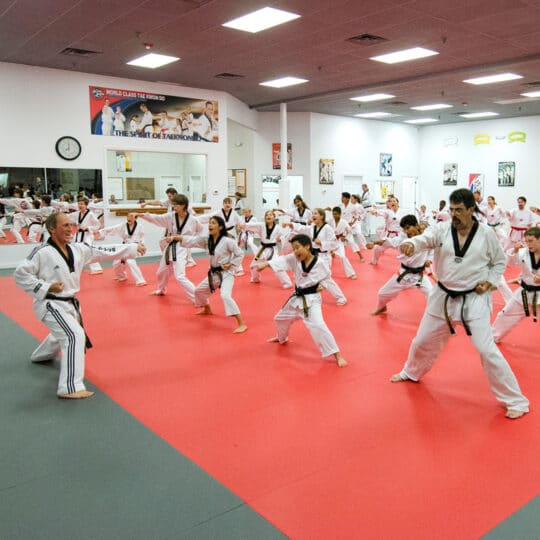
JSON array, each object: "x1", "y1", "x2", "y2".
[
  {"x1": 105, "y1": 150, "x2": 207, "y2": 204},
  {"x1": 0, "y1": 167, "x2": 102, "y2": 245}
]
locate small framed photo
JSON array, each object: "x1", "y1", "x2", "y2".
[
  {"x1": 498, "y1": 162, "x2": 515, "y2": 187},
  {"x1": 379, "y1": 153, "x2": 392, "y2": 176}
]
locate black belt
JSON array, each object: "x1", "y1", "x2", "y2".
[
  {"x1": 226, "y1": 225, "x2": 235, "y2": 231},
  {"x1": 45, "y1": 294, "x2": 92, "y2": 348},
  {"x1": 521, "y1": 280, "x2": 539, "y2": 322},
  {"x1": 437, "y1": 281, "x2": 477, "y2": 336},
  {"x1": 312, "y1": 247, "x2": 327, "y2": 255},
  {"x1": 255, "y1": 242, "x2": 277, "y2": 261},
  {"x1": 397, "y1": 264, "x2": 425, "y2": 285},
  {"x1": 164, "y1": 240, "x2": 178, "y2": 265},
  {"x1": 207, "y1": 265, "x2": 224, "y2": 292},
  {"x1": 284, "y1": 284, "x2": 320, "y2": 317},
  {"x1": 291, "y1": 219, "x2": 307, "y2": 225},
  {"x1": 487, "y1": 222, "x2": 501, "y2": 227},
  {"x1": 76, "y1": 229, "x2": 86, "y2": 242}
]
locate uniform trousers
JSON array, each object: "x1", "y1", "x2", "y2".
[
  {"x1": 332, "y1": 243, "x2": 356, "y2": 277},
  {"x1": 155, "y1": 253, "x2": 195, "y2": 302},
  {"x1": 376, "y1": 275, "x2": 432, "y2": 310},
  {"x1": 113, "y1": 258, "x2": 146, "y2": 285},
  {"x1": 12, "y1": 213, "x2": 27, "y2": 243},
  {"x1": 31, "y1": 302, "x2": 87, "y2": 395},
  {"x1": 275, "y1": 294, "x2": 338, "y2": 357},
  {"x1": 319, "y1": 253, "x2": 347, "y2": 303},
  {"x1": 492, "y1": 288, "x2": 535, "y2": 343},
  {"x1": 194, "y1": 270, "x2": 240, "y2": 316},
  {"x1": 400, "y1": 311, "x2": 529, "y2": 412},
  {"x1": 249, "y1": 252, "x2": 292, "y2": 288}
]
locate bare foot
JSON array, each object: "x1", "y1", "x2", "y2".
[
  {"x1": 390, "y1": 373, "x2": 408, "y2": 382},
  {"x1": 233, "y1": 324, "x2": 248, "y2": 333},
  {"x1": 506, "y1": 409, "x2": 526, "y2": 419},
  {"x1": 335, "y1": 354, "x2": 347, "y2": 367},
  {"x1": 196, "y1": 306, "x2": 212, "y2": 315},
  {"x1": 371, "y1": 306, "x2": 387, "y2": 315},
  {"x1": 267, "y1": 336, "x2": 280, "y2": 343},
  {"x1": 136, "y1": 282, "x2": 147, "y2": 287},
  {"x1": 350, "y1": 274, "x2": 357, "y2": 280},
  {"x1": 58, "y1": 389, "x2": 95, "y2": 399},
  {"x1": 150, "y1": 290, "x2": 165, "y2": 296}
]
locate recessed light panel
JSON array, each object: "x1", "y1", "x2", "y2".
[
  {"x1": 404, "y1": 118, "x2": 438, "y2": 124},
  {"x1": 520, "y1": 91, "x2": 540, "y2": 98},
  {"x1": 355, "y1": 112, "x2": 393, "y2": 118},
  {"x1": 350, "y1": 93, "x2": 395, "y2": 102},
  {"x1": 459, "y1": 112, "x2": 499, "y2": 118},
  {"x1": 411, "y1": 103, "x2": 452, "y2": 111},
  {"x1": 370, "y1": 47, "x2": 438, "y2": 64},
  {"x1": 127, "y1": 53, "x2": 179, "y2": 68},
  {"x1": 259, "y1": 76, "x2": 308, "y2": 88},
  {"x1": 223, "y1": 7, "x2": 300, "y2": 33},
  {"x1": 463, "y1": 73, "x2": 522, "y2": 85}
]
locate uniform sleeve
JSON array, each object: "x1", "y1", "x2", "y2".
[
  {"x1": 410, "y1": 224, "x2": 440, "y2": 252},
  {"x1": 13, "y1": 251, "x2": 50, "y2": 300},
  {"x1": 139, "y1": 213, "x2": 169, "y2": 228},
  {"x1": 85, "y1": 243, "x2": 138, "y2": 264},
  {"x1": 269, "y1": 253, "x2": 295, "y2": 273},
  {"x1": 179, "y1": 235, "x2": 207, "y2": 249}
]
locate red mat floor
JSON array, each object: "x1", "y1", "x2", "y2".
[{"x1": 2, "y1": 253, "x2": 539, "y2": 539}]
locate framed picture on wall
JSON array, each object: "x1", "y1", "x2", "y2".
[
  {"x1": 443, "y1": 163, "x2": 458, "y2": 185},
  {"x1": 379, "y1": 153, "x2": 392, "y2": 176},
  {"x1": 227, "y1": 168, "x2": 247, "y2": 196},
  {"x1": 375, "y1": 180, "x2": 395, "y2": 202},
  {"x1": 468, "y1": 173, "x2": 484, "y2": 195},
  {"x1": 498, "y1": 162, "x2": 515, "y2": 187},
  {"x1": 126, "y1": 177, "x2": 155, "y2": 201},
  {"x1": 319, "y1": 159, "x2": 334, "y2": 184}
]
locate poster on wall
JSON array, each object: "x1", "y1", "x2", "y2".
[
  {"x1": 468, "y1": 173, "x2": 484, "y2": 194},
  {"x1": 443, "y1": 163, "x2": 458, "y2": 185},
  {"x1": 116, "y1": 151, "x2": 132, "y2": 172},
  {"x1": 375, "y1": 180, "x2": 395, "y2": 202},
  {"x1": 272, "y1": 143, "x2": 292, "y2": 170},
  {"x1": 379, "y1": 153, "x2": 392, "y2": 177},
  {"x1": 498, "y1": 162, "x2": 515, "y2": 187},
  {"x1": 319, "y1": 159, "x2": 335, "y2": 184},
  {"x1": 89, "y1": 86, "x2": 219, "y2": 142}
]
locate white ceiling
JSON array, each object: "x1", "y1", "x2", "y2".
[{"x1": 2, "y1": 0, "x2": 540, "y2": 124}]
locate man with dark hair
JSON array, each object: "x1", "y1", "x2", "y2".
[
  {"x1": 506, "y1": 196, "x2": 536, "y2": 248},
  {"x1": 390, "y1": 188, "x2": 529, "y2": 419},
  {"x1": 493, "y1": 226, "x2": 540, "y2": 340}
]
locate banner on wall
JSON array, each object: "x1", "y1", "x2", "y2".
[
  {"x1": 468, "y1": 173, "x2": 484, "y2": 194},
  {"x1": 272, "y1": 143, "x2": 292, "y2": 170},
  {"x1": 89, "y1": 86, "x2": 219, "y2": 142}
]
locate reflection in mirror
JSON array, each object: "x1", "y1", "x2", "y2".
[
  {"x1": 0, "y1": 166, "x2": 102, "y2": 245},
  {"x1": 105, "y1": 150, "x2": 206, "y2": 204}
]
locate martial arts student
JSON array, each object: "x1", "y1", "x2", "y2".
[
  {"x1": 239, "y1": 210, "x2": 292, "y2": 288},
  {"x1": 237, "y1": 207, "x2": 258, "y2": 255},
  {"x1": 369, "y1": 214, "x2": 433, "y2": 315},
  {"x1": 432, "y1": 200, "x2": 450, "y2": 223},
  {"x1": 339, "y1": 192, "x2": 364, "y2": 262},
  {"x1": 350, "y1": 194, "x2": 368, "y2": 257},
  {"x1": 370, "y1": 197, "x2": 404, "y2": 265},
  {"x1": 415, "y1": 205, "x2": 430, "y2": 228},
  {"x1": 23, "y1": 196, "x2": 54, "y2": 243},
  {"x1": 139, "y1": 194, "x2": 201, "y2": 299},
  {"x1": 178, "y1": 215, "x2": 247, "y2": 333},
  {"x1": 0, "y1": 188, "x2": 32, "y2": 243},
  {"x1": 492, "y1": 227, "x2": 540, "y2": 342},
  {"x1": 13, "y1": 212, "x2": 145, "y2": 398},
  {"x1": 258, "y1": 233, "x2": 347, "y2": 367},
  {"x1": 359, "y1": 183, "x2": 373, "y2": 237},
  {"x1": 70, "y1": 197, "x2": 103, "y2": 274},
  {"x1": 390, "y1": 189, "x2": 529, "y2": 419},
  {"x1": 97, "y1": 212, "x2": 147, "y2": 286},
  {"x1": 485, "y1": 195, "x2": 508, "y2": 247},
  {"x1": 330, "y1": 207, "x2": 357, "y2": 280},
  {"x1": 506, "y1": 197, "x2": 537, "y2": 248},
  {"x1": 290, "y1": 208, "x2": 347, "y2": 305},
  {"x1": 275, "y1": 195, "x2": 312, "y2": 225}
]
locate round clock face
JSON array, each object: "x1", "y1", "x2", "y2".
[{"x1": 55, "y1": 136, "x2": 81, "y2": 160}]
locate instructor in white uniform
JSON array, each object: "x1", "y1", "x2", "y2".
[
  {"x1": 390, "y1": 188, "x2": 529, "y2": 419},
  {"x1": 14, "y1": 212, "x2": 145, "y2": 399}
]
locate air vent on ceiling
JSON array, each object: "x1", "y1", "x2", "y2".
[
  {"x1": 215, "y1": 72, "x2": 245, "y2": 79},
  {"x1": 347, "y1": 33, "x2": 387, "y2": 45},
  {"x1": 524, "y1": 80, "x2": 540, "y2": 86},
  {"x1": 60, "y1": 47, "x2": 101, "y2": 57},
  {"x1": 387, "y1": 101, "x2": 407, "y2": 106}
]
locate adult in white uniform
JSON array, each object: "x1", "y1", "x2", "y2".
[
  {"x1": 113, "y1": 105, "x2": 126, "y2": 133},
  {"x1": 13, "y1": 212, "x2": 145, "y2": 398},
  {"x1": 506, "y1": 196, "x2": 536, "y2": 248},
  {"x1": 350, "y1": 194, "x2": 368, "y2": 255},
  {"x1": 139, "y1": 194, "x2": 201, "y2": 299},
  {"x1": 240, "y1": 210, "x2": 292, "y2": 288},
  {"x1": 178, "y1": 215, "x2": 248, "y2": 333},
  {"x1": 258, "y1": 233, "x2": 347, "y2": 367},
  {"x1": 369, "y1": 214, "x2": 432, "y2": 315},
  {"x1": 101, "y1": 99, "x2": 114, "y2": 136},
  {"x1": 390, "y1": 189, "x2": 529, "y2": 419},
  {"x1": 359, "y1": 184, "x2": 373, "y2": 237},
  {"x1": 485, "y1": 195, "x2": 508, "y2": 247},
  {"x1": 492, "y1": 227, "x2": 540, "y2": 341},
  {"x1": 98, "y1": 212, "x2": 147, "y2": 286},
  {"x1": 70, "y1": 197, "x2": 103, "y2": 274}
]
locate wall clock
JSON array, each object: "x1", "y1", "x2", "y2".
[{"x1": 55, "y1": 136, "x2": 81, "y2": 160}]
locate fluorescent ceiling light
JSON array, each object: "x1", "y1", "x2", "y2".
[
  {"x1": 370, "y1": 47, "x2": 438, "y2": 64},
  {"x1": 127, "y1": 53, "x2": 179, "y2": 68},
  {"x1": 459, "y1": 112, "x2": 499, "y2": 118},
  {"x1": 495, "y1": 98, "x2": 537, "y2": 105},
  {"x1": 350, "y1": 93, "x2": 395, "y2": 102},
  {"x1": 463, "y1": 73, "x2": 522, "y2": 85},
  {"x1": 223, "y1": 7, "x2": 300, "y2": 33},
  {"x1": 404, "y1": 118, "x2": 438, "y2": 124},
  {"x1": 411, "y1": 103, "x2": 453, "y2": 111},
  {"x1": 355, "y1": 112, "x2": 394, "y2": 118},
  {"x1": 521, "y1": 91, "x2": 540, "y2": 98},
  {"x1": 259, "y1": 76, "x2": 308, "y2": 88}
]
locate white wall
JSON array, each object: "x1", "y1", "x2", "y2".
[
  {"x1": 227, "y1": 119, "x2": 255, "y2": 210},
  {"x1": 418, "y1": 115, "x2": 540, "y2": 210}
]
